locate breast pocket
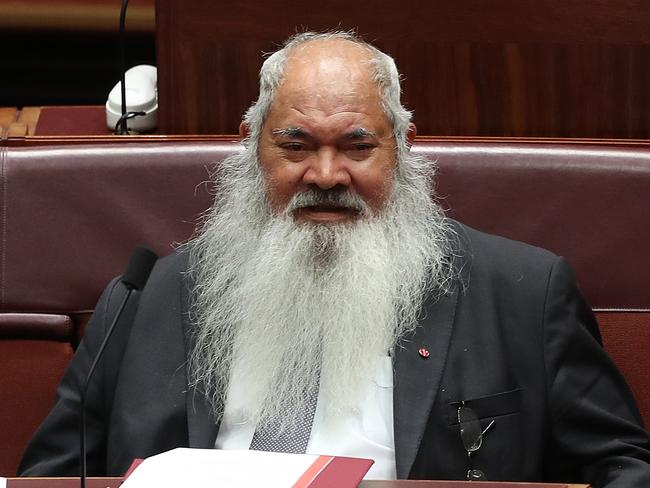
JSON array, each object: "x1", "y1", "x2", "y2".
[{"x1": 447, "y1": 388, "x2": 523, "y2": 481}]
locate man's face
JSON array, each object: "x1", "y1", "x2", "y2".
[{"x1": 251, "y1": 40, "x2": 398, "y2": 224}]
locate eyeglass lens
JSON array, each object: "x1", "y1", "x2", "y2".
[
  {"x1": 457, "y1": 404, "x2": 494, "y2": 481},
  {"x1": 458, "y1": 405, "x2": 483, "y2": 452}
]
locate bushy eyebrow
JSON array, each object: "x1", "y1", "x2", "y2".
[
  {"x1": 347, "y1": 127, "x2": 376, "y2": 139},
  {"x1": 271, "y1": 126, "x2": 376, "y2": 140},
  {"x1": 272, "y1": 127, "x2": 309, "y2": 138}
]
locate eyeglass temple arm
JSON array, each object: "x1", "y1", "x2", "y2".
[{"x1": 481, "y1": 419, "x2": 496, "y2": 436}]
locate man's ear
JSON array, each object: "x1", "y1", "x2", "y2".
[
  {"x1": 406, "y1": 123, "x2": 417, "y2": 148},
  {"x1": 239, "y1": 121, "x2": 250, "y2": 140}
]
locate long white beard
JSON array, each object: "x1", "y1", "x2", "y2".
[{"x1": 186, "y1": 146, "x2": 454, "y2": 432}]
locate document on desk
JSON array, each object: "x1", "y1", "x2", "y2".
[
  {"x1": 0, "y1": 476, "x2": 5, "y2": 488},
  {"x1": 121, "y1": 448, "x2": 373, "y2": 488}
]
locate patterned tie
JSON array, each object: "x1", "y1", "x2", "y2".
[{"x1": 249, "y1": 364, "x2": 320, "y2": 453}]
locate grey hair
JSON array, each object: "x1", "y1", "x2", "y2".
[{"x1": 242, "y1": 31, "x2": 414, "y2": 161}]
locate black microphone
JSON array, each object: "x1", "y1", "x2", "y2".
[
  {"x1": 121, "y1": 247, "x2": 159, "y2": 290},
  {"x1": 79, "y1": 246, "x2": 158, "y2": 488}
]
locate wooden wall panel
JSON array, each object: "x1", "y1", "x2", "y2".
[
  {"x1": 0, "y1": 0, "x2": 154, "y2": 32},
  {"x1": 155, "y1": 0, "x2": 650, "y2": 137}
]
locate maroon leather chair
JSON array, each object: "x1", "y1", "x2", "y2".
[{"x1": 1, "y1": 135, "x2": 648, "y2": 475}]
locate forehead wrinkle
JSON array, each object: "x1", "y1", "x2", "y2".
[
  {"x1": 285, "y1": 104, "x2": 383, "y2": 125},
  {"x1": 280, "y1": 94, "x2": 378, "y2": 117},
  {"x1": 276, "y1": 105, "x2": 383, "y2": 130}
]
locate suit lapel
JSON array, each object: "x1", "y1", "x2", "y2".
[
  {"x1": 393, "y1": 282, "x2": 459, "y2": 478},
  {"x1": 180, "y1": 263, "x2": 220, "y2": 448}
]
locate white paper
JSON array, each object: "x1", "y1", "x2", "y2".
[
  {"x1": 0, "y1": 476, "x2": 6, "y2": 488},
  {"x1": 121, "y1": 448, "x2": 320, "y2": 488}
]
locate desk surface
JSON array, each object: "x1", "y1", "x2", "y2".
[
  {"x1": 0, "y1": 106, "x2": 151, "y2": 137},
  {"x1": 6, "y1": 478, "x2": 590, "y2": 487}
]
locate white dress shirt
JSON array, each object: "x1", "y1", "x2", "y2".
[{"x1": 215, "y1": 356, "x2": 397, "y2": 479}]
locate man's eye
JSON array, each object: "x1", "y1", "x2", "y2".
[
  {"x1": 279, "y1": 143, "x2": 309, "y2": 162},
  {"x1": 346, "y1": 144, "x2": 375, "y2": 159},
  {"x1": 281, "y1": 143, "x2": 306, "y2": 152},
  {"x1": 352, "y1": 144, "x2": 374, "y2": 151}
]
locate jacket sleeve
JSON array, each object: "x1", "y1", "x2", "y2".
[
  {"x1": 18, "y1": 277, "x2": 137, "y2": 477},
  {"x1": 543, "y1": 258, "x2": 650, "y2": 487}
]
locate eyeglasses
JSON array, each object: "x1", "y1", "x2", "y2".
[{"x1": 457, "y1": 402, "x2": 495, "y2": 481}]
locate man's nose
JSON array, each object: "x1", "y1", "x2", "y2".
[{"x1": 302, "y1": 149, "x2": 352, "y2": 189}]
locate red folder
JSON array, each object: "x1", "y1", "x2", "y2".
[{"x1": 292, "y1": 455, "x2": 373, "y2": 488}]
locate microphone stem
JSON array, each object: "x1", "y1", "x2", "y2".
[
  {"x1": 118, "y1": 0, "x2": 130, "y2": 134},
  {"x1": 80, "y1": 288, "x2": 132, "y2": 488}
]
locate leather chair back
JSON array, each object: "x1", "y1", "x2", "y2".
[{"x1": 1, "y1": 136, "x2": 648, "y2": 475}]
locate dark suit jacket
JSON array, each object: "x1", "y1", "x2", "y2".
[{"x1": 19, "y1": 222, "x2": 650, "y2": 486}]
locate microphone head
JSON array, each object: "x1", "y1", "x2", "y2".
[{"x1": 121, "y1": 246, "x2": 159, "y2": 291}]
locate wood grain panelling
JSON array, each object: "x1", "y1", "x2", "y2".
[
  {"x1": 155, "y1": 0, "x2": 650, "y2": 137},
  {"x1": 0, "y1": 0, "x2": 154, "y2": 32}
]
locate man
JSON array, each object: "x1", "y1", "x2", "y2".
[{"x1": 20, "y1": 31, "x2": 650, "y2": 485}]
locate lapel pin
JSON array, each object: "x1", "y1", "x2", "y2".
[{"x1": 418, "y1": 347, "x2": 430, "y2": 359}]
